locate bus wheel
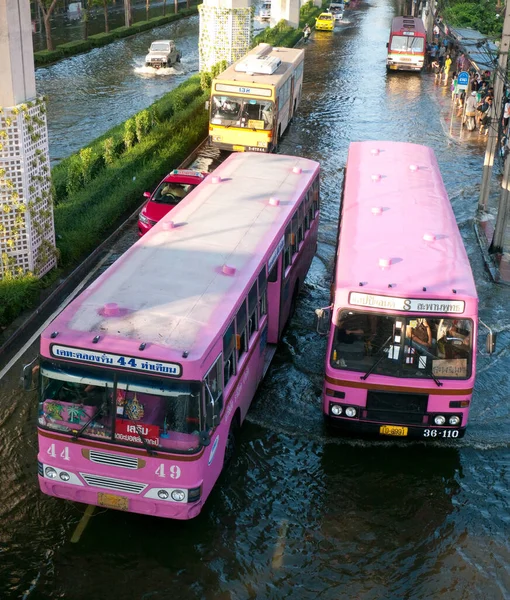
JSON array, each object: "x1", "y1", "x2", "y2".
[{"x1": 224, "y1": 414, "x2": 240, "y2": 466}]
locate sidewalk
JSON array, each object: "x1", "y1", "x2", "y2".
[{"x1": 430, "y1": 64, "x2": 510, "y2": 286}]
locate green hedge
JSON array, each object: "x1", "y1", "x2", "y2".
[
  {"x1": 33, "y1": 6, "x2": 199, "y2": 66},
  {"x1": 56, "y1": 39, "x2": 93, "y2": 55},
  {"x1": 51, "y1": 75, "x2": 204, "y2": 205},
  {"x1": 33, "y1": 49, "x2": 64, "y2": 65},
  {"x1": 0, "y1": 275, "x2": 40, "y2": 326}
]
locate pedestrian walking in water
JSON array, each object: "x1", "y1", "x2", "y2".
[
  {"x1": 432, "y1": 59, "x2": 442, "y2": 83},
  {"x1": 443, "y1": 54, "x2": 452, "y2": 85}
]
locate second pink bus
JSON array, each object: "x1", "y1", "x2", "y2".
[
  {"x1": 316, "y1": 141, "x2": 494, "y2": 439},
  {"x1": 30, "y1": 152, "x2": 320, "y2": 519}
]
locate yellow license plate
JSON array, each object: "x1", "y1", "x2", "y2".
[
  {"x1": 98, "y1": 492, "x2": 129, "y2": 511},
  {"x1": 380, "y1": 425, "x2": 408, "y2": 437},
  {"x1": 233, "y1": 145, "x2": 245, "y2": 152}
]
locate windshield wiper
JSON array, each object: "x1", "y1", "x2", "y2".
[
  {"x1": 132, "y1": 421, "x2": 156, "y2": 456},
  {"x1": 73, "y1": 406, "x2": 103, "y2": 440},
  {"x1": 360, "y1": 335, "x2": 394, "y2": 381},
  {"x1": 408, "y1": 338, "x2": 443, "y2": 387}
]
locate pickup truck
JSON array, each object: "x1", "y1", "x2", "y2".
[{"x1": 145, "y1": 40, "x2": 181, "y2": 69}]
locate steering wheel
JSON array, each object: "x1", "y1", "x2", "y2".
[{"x1": 58, "y1": 384, "x2": 85, "y2": 401}]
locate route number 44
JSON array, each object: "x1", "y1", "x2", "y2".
[
  {"x1": 155, "y1": 464, "x2": 181, "y2": 479},
  {"x1": 47, "y1": 443, "x2": 70, "y2": 460}
]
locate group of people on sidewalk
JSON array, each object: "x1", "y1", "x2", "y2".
[{"x1": 427, "y1": 23, "x2": 502, "y2": 138}]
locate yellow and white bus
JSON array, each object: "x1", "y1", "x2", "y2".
[{"x1": 209, "y1": 44, "x2": 304, "y2": 153}]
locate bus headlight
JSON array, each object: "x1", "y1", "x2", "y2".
[
  {"x1": 449, "y1": 415, "x2": 461, "y2": 426},
  {"x1": 171, "y1": 490, "x2": 186, "y2": 502},
  {"x1": 59, "y1": 471, "x2": 70, "y2": 481},
  {"x1": 158, "y1": 490, "x2": 169, "y2": 500},
  {"x1": 331, "y1": 404, "x2": 342, "y2": 416},
  {"x1": 257, "y1": 141, "x2": 268, "y2": 148},
  {"x1": 212, "y1": 136, "x2": 222, "y2": 142},
  {"x1": 138, "y1": 213, "x2": 149, "y2": 225},
  {"x1": 434, "y1": 415, "x2": 446, "y2": 425},
  {"x1": 45, "y1": 467, "x2": 57, "y2": 479},
  {"x1": 345, "y1": 407, "x2": 357, "y2": 418}
]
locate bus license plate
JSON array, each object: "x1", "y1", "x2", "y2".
[
  {"x1": 98, "y1": 492, "x2": 129, "y2": 511},
  {"x1": 233, "y1": 145, "x2": 245, "y2": 152},
  {"x1": 380, "y1": 425, "x2": 408, "y2": 437}
]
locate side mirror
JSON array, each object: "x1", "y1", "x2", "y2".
[
  {"x1": 143, "y1": 191, "x2": 151, "y2": 198},
  {"x1": 205, "y1": 100, "x2": 210, "y2": 110},
  {"x1": 486, "y1": 331, "x2": 497, "y2": 354},
  {"x1": 315, "y1": 306, "x2": 331, "y2": 336},
  {"x1": 21, "y1": 357, "x2": 39, "y2": 391}
]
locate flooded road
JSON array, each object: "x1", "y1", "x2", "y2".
[
  {"x1": 2, "y1": 0, "x2": 510, "y2": 598},
  {"x1": 35, "y1": 10, "x2": 267, "y2": 162}
]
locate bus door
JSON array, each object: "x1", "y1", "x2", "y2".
[{"x1": 267, "y1": 253, "x2": 283, "y2": 343}]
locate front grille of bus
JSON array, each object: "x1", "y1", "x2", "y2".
[
  {"x1": 80, "y1": 473, "x2": 148, "y2": 494},
  {"x1": 88, "y1": 450, "x2": 140, "y2": 470},
  {"x1": 364, "y1": 390, "x2": 428, "y2": 425}
]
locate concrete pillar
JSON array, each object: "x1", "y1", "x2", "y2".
[
  {"x1": 0, "y1": 0, "x2": 36, "y2": 107},
  {"x1": 198, "y1": 0, "x2": 252, "y2": 72},
  {"x1": 271, "y1": 0, "x2": 300, "y2": 29},
  {"x1": 0, "y1": 0, "x2": 56, "y2": 280}
]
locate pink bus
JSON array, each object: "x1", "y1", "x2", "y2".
[
  {"x1": 316, "y1": 141, "x2": 495, "y2": 440},
  {"x1": 28, "y1": 152, "x2": 320, "y2": 520}
]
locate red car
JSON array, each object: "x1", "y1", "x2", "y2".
[{"x1": 138, "y1": 169, "x2": 207, "y2": 236}]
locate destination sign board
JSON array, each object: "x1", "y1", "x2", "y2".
[
  {"x1": 348, "y1": 292, "x2": 465, "y2": 314},
  {"x1": 215, "y1": 83, "x2": 272, "y2": 98},
  {"x1": 50, "y1": 345, "x2": 182, "y2": 377}
]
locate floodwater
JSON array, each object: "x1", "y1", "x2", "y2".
[
  {"x1": 2, "y1": 0, "x2": 510, "y2": 598},
  {"x1": 35, "y1": 10, "x2": 267, "y2": 163}
]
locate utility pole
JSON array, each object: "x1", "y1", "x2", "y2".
[
  {"x1": 478, "y1": 0, "x2": 510, "y2": 212},
  {"x1": 490, "y1": 151, "x2": 510, "y2": 253}
]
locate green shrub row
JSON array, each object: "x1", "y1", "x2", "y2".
[
  {"x1": 55, "y1": 91, "x2": 209, "y2": 266},
  {"x1": 52, "y1": 75, "x2": 204, "y2": 204},
  {"x1": 34, "y1": 8, "x2": 198, "y2": 66}
]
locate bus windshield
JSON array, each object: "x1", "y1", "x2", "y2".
[
  {"x1": 211, "y1": 95, "x2": 274, "y2": 129},
  {"x1": 390, "y1": 35, "x2": 424, "y2": 53},
  {"x1": 38, "y1": 361, "x2": 202, "y2": 453},
  {"x1": 330, "y1": 310, "x2": 473, "y2": 380}
]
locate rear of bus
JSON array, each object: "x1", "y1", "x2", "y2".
[
  {"x1": 209, "y1": 44, "x2": 304, "y2": 153},
  {"x1": 319, "y1": 141, "x2": 479, "y2": 440},
  {"x1": 386, "y1": 16, "x2": 426, "y2": 71}
]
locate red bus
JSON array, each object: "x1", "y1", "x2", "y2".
[{"x1": 386, "y1": 16, "x2": 426, "y2": 72}]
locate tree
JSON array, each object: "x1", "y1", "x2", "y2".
[
  {"x1": 35, "y1": 0, "x2": 61, "y2": 51},
  {"x1": 90, "y1": 0, "x2": 113, "y2": 33}
]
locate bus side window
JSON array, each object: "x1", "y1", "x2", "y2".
[
  {"x1": 284, "y1": 223, "x2": 292, "y2": 270},
  {"x1": 205, "y1": 356, "x2": 223, "y2": 428},
  {"x1": 304, "y1": 191, "x2": 311, "y2": 231},
  {"x1": 291, "y1": 213, "x2": 299, "y2": 258},
  {"x1": 312, "y1": 177, "x2": 320, "y2": 215},
  {"x1": 223, "y1": 320, "x2": 237, "y2": 387},
  {"x1": 248, "y1": 281, "x2": 258, "y2": 339},
  {"x1": 236, "y1": 300, "x2": 248, "y2": 360},
  {"x1": 298, "y1": 202, "x2": 304, "y2": 245},
  {"x1": 259, "y1": 266, "x2": 268, "y2": 317}
]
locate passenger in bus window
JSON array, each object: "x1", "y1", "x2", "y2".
[
  {"x1": 405, "y1": 318, "x2": 432, "y2": 348},
  {"x1": 437, "y1": 319, "x2": 470, "y2": 359}
]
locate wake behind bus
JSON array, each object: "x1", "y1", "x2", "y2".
[
  {"x1": 29, "y1": 152, "x2": 320, "y2": 519},
  {"x1": 386, "y1": 16, "x2": 426, "y2": 72},
  {"x1": 208, "y1": 43, "x2": 304, "y2": 153},
  {"x1": 316, "y1": 141, "x2": 495, "y2": 440}
]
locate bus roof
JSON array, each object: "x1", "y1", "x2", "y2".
[
  {"x1": 214, "y1": 44, "x2": 304, "y2": 88},
  {"x1": 45, "y1": 153, "x2": 319, "y2": 363},
  {"x1": 336, "y1": 141, "x2": 477, "y2": 309},
  {"x1": 390, "y1": 16, "x2": 426, "y2": 35}
]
